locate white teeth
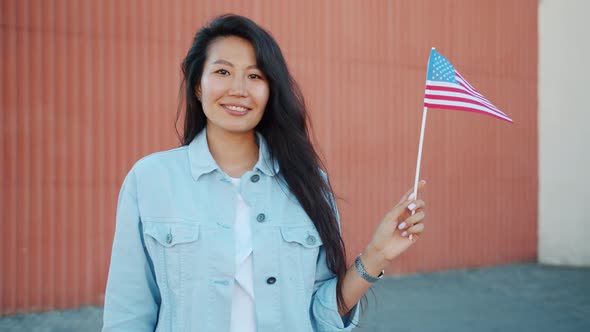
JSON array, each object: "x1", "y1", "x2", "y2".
[{"x1": 225, "y1": 105, "x2": 247, "y2": 112}]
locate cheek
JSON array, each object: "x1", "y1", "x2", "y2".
[
  {"x1": 252, "y1": 84, "x2": 270, "y2": 109},
  {"x1": 200, "y1": 76, "x2": 227, "y2": 99}
]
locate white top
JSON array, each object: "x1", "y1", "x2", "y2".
[{"x1": 228, "y1": 177, "x2": 257, "y2": 332}]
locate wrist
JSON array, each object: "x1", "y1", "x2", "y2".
[
  {"x1": 361, "y1": 243, "x2": 388, "y2": 277},
  {"x1": 355, "y1": 255, "x2": 384, "y2": 283}
]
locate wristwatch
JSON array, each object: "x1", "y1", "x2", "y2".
[{"x1": 354, "y1": 254, "x2": 384, "y2": 283}]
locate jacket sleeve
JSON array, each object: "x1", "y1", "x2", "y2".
[
  {"x1": 310, "y1": 171, "x2": 361, "y2": 331},
  {"x1": 310, "y1": 249, "x2": 360, "y2": 331},
  {"x1": 102, "y1": 170, "x2": 161, "y2": 331}
]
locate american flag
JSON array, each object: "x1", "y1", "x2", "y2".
[{"x1": 424, "y1": 49, "x2": 513, "y2": 123}]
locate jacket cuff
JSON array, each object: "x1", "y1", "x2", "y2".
[{"x1": 312, "y1": 278, "x2": 361, "y2": 331}]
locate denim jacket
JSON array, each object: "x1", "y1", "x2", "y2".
[{"x1": 102, "y1": 129, "x2": 360, "y2": 331}]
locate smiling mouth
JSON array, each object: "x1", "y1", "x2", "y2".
[{"x1": 221, "y1": 104, "x2": 251, "y2": 115}]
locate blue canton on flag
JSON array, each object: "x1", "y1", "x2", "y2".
[{"x1": 426, "y1": 49, "x2": 456, "y2": 83}]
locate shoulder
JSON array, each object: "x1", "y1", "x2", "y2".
[
  {"x1": 121, "y1": 145, "x2": 190, "y2": 192},
  {"x1": 133, "y1": 145, "x2": 189, "y2": 172}
]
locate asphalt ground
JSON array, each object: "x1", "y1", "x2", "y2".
[{"x1": 1, "y1": 263, "x2": 589, "y2": 332}]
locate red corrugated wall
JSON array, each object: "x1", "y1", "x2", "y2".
[{"x1": 1, "y1": 0, "x2": 537, "y2": 314}]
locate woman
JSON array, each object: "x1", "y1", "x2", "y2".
[{"x1": 102, "y1": 14, "x2": 426, "y2": 332}]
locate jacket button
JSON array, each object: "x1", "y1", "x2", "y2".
[
  {"x1": 306, "y1": 235, "x2": 316, "y2": 245},
  {"x1": 256, "y1": 213, "x2": 266, "y2": 222},
  {"x1": 166, "y1": 233, "x2": 173, "y2": 244},
  {"x1": 250, "y1": 174, "x2": 260, "y2": 183},
  {"x1": 266, "y1": 277, "x2": 276, "y2": 285}
]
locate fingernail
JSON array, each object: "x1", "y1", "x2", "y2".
[
  {"x1": 407, "y1": 193, "x2": 416, "y2": 202},
  {"x1": 398, "y1": 222, "x2": 407, "y2": 230},
  {"x1": 402, "y1": 231, "x2": 408, "y2": 237},
  {"x1": 408, "y1": 202, "x2": 416, "y2": 211}
]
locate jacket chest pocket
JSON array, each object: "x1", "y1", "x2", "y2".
[
  {"x1": 280, "y1": 224, "x2": 323, "y2": 291},
  {"x1": 142, "y1": 218, "x2": 201, "y2": 292}
]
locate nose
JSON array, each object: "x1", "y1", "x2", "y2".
[{"x1": 229, "y1": 75, "x2": 248, "y2": 97}]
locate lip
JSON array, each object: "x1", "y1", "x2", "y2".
[{"x1": 220, "y1": 103, "x2": 252, "y2": 116}]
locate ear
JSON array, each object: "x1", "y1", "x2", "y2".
[{"x1": 195, "y1": 86, "x2": 201, "y2": 101}]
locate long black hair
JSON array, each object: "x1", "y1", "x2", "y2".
[{"x1": 176, "y1": 14, "x2": 351, "y2": 314}]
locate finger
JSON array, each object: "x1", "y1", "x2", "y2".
[
  {"x1": 396, "y1": 200, "x2": 426, "y2": 227},
  {"x1": 406, "y1": 210, "x2": 426, "y2": 226},
  {"x1": 387, "y1": 197, "x2": 416, "y2": 224},
  {"x1": 397, "y1": 180, "x2": 426, "y2": 205},
  {"x1": 407, "y1": 199, "x2": 425, "y2": 216},
  {"x1": 385, "y1": 199, "x2": 413, "y2": 226},
  {"x1": 400, "y1": 223, "x2": 425, "y2": 238},
  {"x1": 397, "y1": 211, "x2": 426, "y2": 231},
  {"x1": 406, "y1": 222, "x2": 425, "y2": 234}
]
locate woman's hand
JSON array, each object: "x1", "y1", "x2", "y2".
[{"x1": 360, "y1": 180, "x2": 427, "y2": 276}]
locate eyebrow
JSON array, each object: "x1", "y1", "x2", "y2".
[{"x1": 211, "y1": 59, "x2": 259, "y2": 70}]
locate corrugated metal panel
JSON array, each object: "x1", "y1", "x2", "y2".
[{"x1": 0, "y1": 0, "x2": 537, "y2": 313}]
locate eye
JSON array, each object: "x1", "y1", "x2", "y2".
[
  {"x1": 215, "y1": 69, "x2": 230, "y2": 76},
  {"x1": 248, "y1": 73, "x2": 264, "y2": 80}
]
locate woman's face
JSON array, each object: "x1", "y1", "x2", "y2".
[{"x1": 198, "y1": 36, "x2": 269, "y2": 135}]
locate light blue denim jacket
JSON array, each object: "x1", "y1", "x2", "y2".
[{"x1": 102, "y1": 129, "x2": 360, "y2": 331}]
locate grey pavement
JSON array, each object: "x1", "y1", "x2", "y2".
[{"x1": 1, "y1": 263, "x2": 589, "y2": 332}]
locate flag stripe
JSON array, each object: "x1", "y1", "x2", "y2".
[
  {"x1": 424, "y1": 98, "x2": 513, "y2": 123},
  {"x1": 425, "y1": 81, "x2": 507, "y2": 116},
  {"x1": 454, "y1": 73, "x2": 510, "y2": 117},
  {"x1": 426, "y1": 85, "x2": 499, "y2": 111},
  {"x1": 454, "y1": 76, "x2": 510, "y2": 117},
  {"x1": 456, "y1": 77, "x2": 484, "y2": 99},
  {"x1": 424, "y1": 102, "x2": 513, "y2": 123},
  {"x1": 425, "y1": 86, "x2": 504, "y2": 115},
  {"x1": 456, "y1": 72, "x2": 485, "y2": 99},
  {"x1": 425, "y1": 96, "x2": 511, "y2": 122},
  {"x1": 426, "y1": 80, "x2": 499, "y2": 110},
  {"x1": 425, "y1": 93, "x2": 500, "y2": 114}
]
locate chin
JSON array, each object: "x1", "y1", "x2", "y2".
[{"x1": 216, "y1": 123, "x2": 259, "y2": 135}]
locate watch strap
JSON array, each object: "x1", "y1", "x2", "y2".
[{"x1": 354, "y1": 255, "x2": 384, "y2": 283}]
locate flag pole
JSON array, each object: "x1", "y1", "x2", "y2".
[
  {"x1": 411, "y1": 47, "x2": 435, "y2": 209},
  {"x1": 411, "y1": 106, "x2": 428, "y2": 211}
]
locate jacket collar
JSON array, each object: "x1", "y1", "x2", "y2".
[{"x1": 188, "y1": 128, "x2": 280, "y2": 181}]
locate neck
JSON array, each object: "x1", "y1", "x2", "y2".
[{"x1": 206, "y1": 125, "x2": 259, "y2": 178}]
